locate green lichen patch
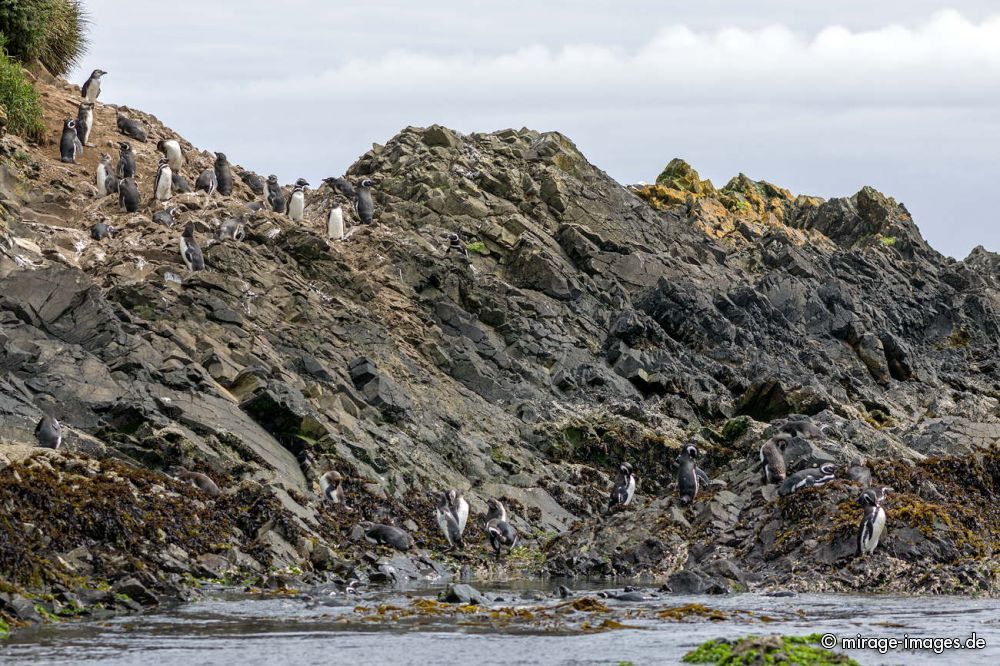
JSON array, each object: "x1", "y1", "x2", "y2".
[{"x1": 683, "y1": 634, "x2": 859, "y2": 665}]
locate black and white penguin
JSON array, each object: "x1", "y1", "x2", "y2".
[
  {"x1": 59, "y1": 119, "x2": 82, "y2": 163},
  {"x1": 214, "y1": 152, "x2": 233, "y2": 196},
  {"x1": 677, "y1": 444, "x2": 701, "y2": 505},
  {"x1": 175, "y1": 468, "x2": 221, "y2": 497},
  {"x1": 35, "y1": 415, "x2": 62, "y2": 449},
  {"x1": 446, "y1": 233, "x2": 469, "y2": 260},
  {"x1": 327, "y1": 204, "x2": 345, "y2": 240},
  {"x1": 117, "y1": 142, "x2": 135, "y2": 179},
  {"x1": 172, "y1": 173, "x2": 192, "y2": 194},
  {"x1": 364, "y1": 524, "x2": 414, "y2": 551},
  {"x1": 89, "y1": 222, "x2": 113, "y2": 240},
  {"x1": 195, "y1": 168, "x2": 217, "y2": 196},
  {"x1": 156, "y1": 139, "x2": 185, "y2": 172},
  {"x1": 485, "y1": 498, "x2": 518, "y2": 559},
  {"x1": 759, "y1": 433, "x2": 789, "y2": 484},
  {"x1": 777, "y1": 417, "x2": 829, "y2": 439},
  {"x1": 326, "y1": 176, "x2": 356, "y2": 198},
  {"x1": 355, "y1": 179, "x2": 375, "y2": 224},
  {"x1": 81, "y1": 68, "x2": 106, "y2": 103},
  {"x1": 217, "y1": 217, "x2": 245, "y2": 241},
  {"x1": 266, "y1": 175, "x2": 285, "y2": 212},
  {"x1": 118, "y1": 177, "x2": 140, "y2": 213},
  {"x1": 436, "y1": 490, "x2": 464, "y2": 549},
  {"x1": 116, "y1": 113, "x2": 147, "y2": 142},
  {"x1": 240, "y1": 170, "x2": 264, "y2": 195},
  {"x1": 153, "y1": 205, "x2": 179, "y2": 227},
  {"x1": 450, "y1": 489, "x2": 469, "y2": 537},
  {"x1": 96, "y1": 153, "x2": 118, "y2": 196},
  {"x1": 609, "y1": 462, "x2": 636, "y2": 509},
  {"x1": 153, "y1": 158, "x2": 173, "y2": 202},
  {"x1": 76, "y1": 102, "x2": 94, "y2": 146},
  {"x1": 856, "y1": 488, "x2": 888, "y2": 558},
  {"x1": 287, "y1": 178, "x2": 308, "y2": 222},
  {"x1": 319, "y1": 470, "x2": 346, "y2": 506},
  {"x1": 180, "y1": 222, "x2": 205, "y2": 271},
  {"x1": 777, "y1": 462, "x2": 838, "y2": 497}
]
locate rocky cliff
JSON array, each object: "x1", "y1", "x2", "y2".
[{"x1": 0, "y1": 71, "x2": 997, "y2": 625}]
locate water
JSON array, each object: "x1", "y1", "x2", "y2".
[{"x1": 2, "y1": 585, "x2": 997, "y2": 665}]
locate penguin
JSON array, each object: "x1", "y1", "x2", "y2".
[
  {"x1": 856, "y1": 488, "x2": 887, "y2": 558},
  {"x1": 76, "y1": 102, "x2": 94, "y2": 146},
  {"x1": 152, "y1": 206, "x2": 179, "y2": 227},
  {"x1": 695, "y1": 467, "x2": 710, "y2": 486},
  {"x1": 214, "y1": 152, "x2": 233, "y2": 196},
  {"x1": 118, "y1": 177, "x2": 140, "y2": 213},
  {"x1": 446, "y1": 233, "x2": 469, "y2": 260},
  {"x1": 450, "y1": 489, "x2": 469, "y2": 537},
  {"x1": 327, "y1": 205, "x2": 345, "y2": 240},
  {"x1": 175, "y1": 468, "x2": 221, "y2": 497},
  {"x1": 240, "y1": 170, "x2": 264, "y2": 195},
  {"x1": 172, "y1": 173, "x2": 192, "y2": 194},
  {"x1": 60, "y1": 119, "x2": 82, "y2": 163},
  {"x1": 677, "y1": 444, "x2": 700, "y2": 505},
  {"x1": 364, "y1": 524, "x2": 413, "y2": 551},
  {"x1": 217, "y1": 217, "x2": 245, "y2": 241},
  {"x1": 609, "y1": 462, "x2": 636, "y2": 509},
  {"x1": 287, "y1": 178, "x2": 308, "y2": 222},
  {"x1": 81, "y1": 69, "x2": 106, "y2": 102},
  {"x1": 35, "y1": 415, "x2": 62, "y2": 449},
  {"x1": 195, "y1": 168, "x2": 217, "y2": 196},
  {"x1": 116, "y1": 113, "x2": 147, "y2": 142},
  {"x1": 156, "y1": 139, "x2": 185, "y2": 172},
  {"x1": 777, "y1": 462, "x2": 838, "y2": 497},
  {"x1": 153, "y1": 158, "x2": 173, "y2": 202},
  {"x1": 96, "y1": 153, "x2": 118, "y2": 196},
  {"x1": 117, "y1": 142, "x2": 135, "y2": 179},
  {"x1": 759, "y1": 433, "x2": 789, "y2": 484},
  {"x1": 89, "y1": 222, "x2": 113, "y2": 240},
  {"x1": 266, "y1": 175, "x2": 285, "y2": 212},
  {"x1": 485, "y1": 498, "x2": 518, "y2": 559},
  {"x1": 436, "y1": 490, "x2": 464, "y2": 549},
  {"x1": 326, "y1": 176, "x2": 356, "y2": 198},
  {"x1": 319, "y1": 470, "x2": 346, "y2": 506},
  {"x1": 777, "y1": 418, "x2": 828, "y2": 439},
  {"x1": 180, "y1": 222, "x2": 205, "y2": 271},
  {"x1": 355, "y1": 178, "x2": 375, "y2": 224}
]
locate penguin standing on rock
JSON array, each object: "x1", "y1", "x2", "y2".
[
  {"x1": 153, "y1": 157, "x2": 173, "y2": 202},
  {"x1": 96, "y1": 153, "x2": 117, "y2": 196},
  {"x1": 485, "y1": 498, "x2": 518, "y2": 559},
  {"x1": 328, "y1": 177, "x2": 356, "y2": 198},
  {"x1": 856, "y1": 487, "x2": 890, "y2": 557},
  {"x1": 759, "y1": 433, "x2": 789, "y2": 484},
  {"x1": 118, "y1": 177, "x2": 140, "y2": 213},
  {"x1": 240, "y1": 170, "x2": 264, "y2": 196},
  {"x1": 81, "y1": 69, "x2": 106, "y2": 102},
  {"x1": 677, "y1": 444, "x2": 701, "y2": 505},
  {"x1": 319, "y1": 470, "x2": 347, "y2": 507},
  {"x1": 156, "y1": 139, "x2": 185, "y2": 172},
  {"x1": 327, "y1": 205, "x2": 345, "y2": 240},
  {"x1": 180, "y1": 222, "x2": 205, "y2": 271},
  {"x1": 778, "y1": 463, "x2": 838, "y2": 497},
  {"x1": 446, "y1": 233, "x2": 469, "y2": 260},
  {"x1": 117, "y1": 142, "x2": 135, "y2": 179},
  {"x1": 436, "y1": 490, "x2": 465, "y2": 550},
  {"x1": 76, "y1": 102, "x2": 94, "y2": 147},
  {"x1": 609, "y1": 462, "x2": 636, "y2": 509},
  {"x1": 355, "y1": 179, "x2": 375, "y2": 224},
  {"x1": 195, "y1": 168, "x2": 217, "y2": 196},
  {"x1": 214, "y1": 152, "x2": 233, "y2": 196},
  {"x1": 60, "y1": 119, "x2": 82, "y2": 163},
  {"x1": 116, "y1": 113, "x2": 147, "y2": 142},
  {"x1": 287, "y1": 178, "x2": 309, "y2": 222},
  {"x1": 266, "y1": 175, "x2": 285, "y2": 212},
  {"x1": 35, "y1": 415, "x2": 62, "y2": 449}
]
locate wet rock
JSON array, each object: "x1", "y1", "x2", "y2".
[
  {"x1": 441, "y1": 583, "x2": 487, "y2": 605},
  {"x1": 113, "y1": 578, "x2": 159, "y2": 606},
  {"x1": 666, "y1": 568, "x2": 730, "y2": 595}
]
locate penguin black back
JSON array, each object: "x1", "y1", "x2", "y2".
[
  {"x1": 355, "y1": 178, "x2": 375, "y2": 224},
  {"x1": 117, "y1": 142, "x2": 135, "y2": 179},
  {"x1": 677, "y1": 444, "x2": 700, "y2": 505},
  {"x1": 116, "y1": 113, "x2": 147, "y2": 142},
  {"x1": 609, "y1": 462, "x2": 636, "y2": 508},
  {"x1": 214, "y1": 152, "x2": 233, "y2": 196},
  {"x1": 35, "y1": 415, "x2": 62, "y2": 449},
  {"x1": 118, "y1": 177, "x2": 140, "y2": 213},
  {"x1": 180, "y1": 222, "x2": 205, "y2": 271},
  {"x1": 59, "y1": 119, "x2": 80, "y2": 163},
  {"x1": 266, "y1": 175, "x2": 285, "y2": 212}
]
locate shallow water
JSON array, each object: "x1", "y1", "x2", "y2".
[{"x1": 2, "y1": 584, "x2": 997, "y2": 665}]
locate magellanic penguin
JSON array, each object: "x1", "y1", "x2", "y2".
[
  {"x1": 759, "y1": 433, "x2": 790, "y2": 484},
  {"x1": 485, "y1": 498, "x2": 518, "y2": 559},
  {"x1": 96, "y1": 153, "x2": 118, "y2": 197},
  {"x1": 609, "y1": 462, "x2": 636, "y2": 509},
  {"x1": 35, "y1": 415, "x2": 62, "y2": 449},
  {"x1": 287, "y1": 178, "x2": 309, "y2": 222},
  {"x1": 117, "y1": 142, "x2": 135, "y2": 179},
  {"x1": 81, "y1": 69, "x2": 106, "y2": 102},
  {"x1": 76, "y1": 102, "x2": 94, "y2": 146},
  {"x1": 116, "y1": 113, "x2": 147, "y2": 142},
  {"x1": 240, "y1": 170, "x2": 264, "y2": 195},
  {"x1": 153, "y1": 205, "x2": 179, "y2": 227},
  {"x1": 175, "y1": 468, "x2": 221, "y2": 497},
  {"x1": 214, "y1": 152, "x2": 233, "y2": 196},
  {"x1": 328, "y1": 176, "x2": 356, "y2": 198},
  {"x1": 364, "y1": 524, "x2": 414, "y2": 551},
  {"x1": 195, "y1": 168, "x2": 217, "y2": 196},
  {"x1": 118, "y1": 177, "x2": 140, "y2": 213},
  {"x1": 90, "y1": 222, "x2": 113, "y2": 240},
  {"x1": 327, "y1": 205, "x2": 345, "y2": 240},
  {"x1": 156, "y1": 139, "x2": 185, "y2": 172},
  {"x1": 266, "y1": 175, "x2": 285, "y2": 212},
  {"x1": 777, "y1": 417, "x2": 829, "y2": 439},
  {"x1": 856, "y1": 487, "x2": 890, "y2": 557},
  {"x1": 319, "y1": 470, "x2": 347, "y2": 507},
  {"x1": 446, "y1": 233, "x2": 470, "y2": 260},
  {"x1": 355, "y1": 179, "x2": 375, "y2": 224},
  {"x1": 59, "y1": 119, "x2": 82, "y2": 163},
  {"x1": 172, "y1": 173, "x2": 192, "y2": 194},
  {"x1": 180, "y1": 222, "x2": 205, "y2": 271},
  {"x1": 436, "y1": 490, "x2": 464, "y2": 550},
  {"x1": 153, "y1": 158, "x2": 173, "y2": 202},
  {"x1": 217, "y1": 217, "x2": 246, "y2": 242},
  {"x1": 450, "y1": 489, "x2": 469, "y2": 537},
  {"x1": 777, "y1": 462, "x2": 838, "y2": 497},
  {"x1": 677, "y1": 444, "x2": 700, "y2": 505}
]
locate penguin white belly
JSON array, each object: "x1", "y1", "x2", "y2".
[
  {"x1": 327, "y1": 206, "x2": 344, "y2": 240},
  {"x1": 96, "y1": 163, "x2": 108, "y2": 196},
  {"x1": 166, "y1": 142, "x2": 184, "y2": 171},
  {"x1": 289, "y1": 192, "x2": 305, "y2": 222},
  {"x1": 869, "y1": 507, "x2": 886, "y2": 552},
  {"x1": 156, "y1": 169, "x2": 173, "y2": 201},
  {"x1": 624, "y1": 476, "x2": 636, "y2": 505},
  {"x1": 81, "y1": 111, "x2": 92, "y2": 144},
  {"x1": 179, "y1": 236, "x2": 193, "y2": 270}
]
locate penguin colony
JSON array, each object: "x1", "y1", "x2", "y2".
[{"x1": 38, "y1": 70, "x2": 893, "y2": 565}]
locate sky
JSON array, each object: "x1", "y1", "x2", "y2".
[{"x1": 71, "y1": 1, "x2": 1000, "y2": 258}]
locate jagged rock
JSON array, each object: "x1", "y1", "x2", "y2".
[{"x1": 441, "y1": 583, "x2": 487, "y2": 604}]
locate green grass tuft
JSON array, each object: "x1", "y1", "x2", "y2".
[
  {"x1": 466, "y1": 241, "x2": 488, "y2": 255},
  {"x1": 0, "y1": 38, "x2": 45, "y2": 141},
  {"x1": 38, "y1": 0, "x2": 89, "y2": 76}
]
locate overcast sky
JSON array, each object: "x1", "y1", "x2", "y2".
[{"x1": 72, "y1": 1, "x2": 1000, "y2": 258}]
